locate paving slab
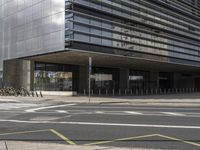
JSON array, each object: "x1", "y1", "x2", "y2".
[
  {"x1": 0, "y1": 141, "x2": 6, "y2": 150},
  {"x1": 0, "y1": 141, "x2": 160, "y2": 150}
]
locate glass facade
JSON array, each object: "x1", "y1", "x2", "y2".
[
  {"x1": 65, "y1": 0, "x2": 200, "y2": 66},
  {"x1": 0, "y1": 0, "x2": 200, "y2": 91},
  {"x1": 129, "y1": 70, "x2": 151, "y2": 91},
  {"x1": 34, "y1": 62, "x2": 79, "y2": 91},
  {"x1": 91, "y1": 67, "x2": 119, "y2": 92},
  {"x1": 159, "y1": 72, "x2": 173, "y2": 90},
  {"x1": 0, "y1": 0, "x2": 66, "y2": 72}
]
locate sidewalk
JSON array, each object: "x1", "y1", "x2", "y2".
[
  {"x1": 1, "y1": 93, "x2": 200, "y2": 106},
  {"x1": 0, "y1": 141, "x2": 159, "y2": 150}
]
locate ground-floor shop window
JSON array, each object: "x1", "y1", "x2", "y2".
[
  {"x1": 91, "y1": 67, "x2": 119, "y2": 92},
  {"x1": 129, "y1": 70, "x2": 155, "y2": 90},
  {"x1": 34, "y1": 62, "x2": 78, "y2": 91}
]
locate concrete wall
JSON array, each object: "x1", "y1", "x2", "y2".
[{"x1": 3, "y1": 59, "x2": 33, "y2": 90}]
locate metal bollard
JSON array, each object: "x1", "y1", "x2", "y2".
[
  {"x1": 84, "y1": 89, "x2": 86, "y2": 96},
  {"x1": 146, "y1": 89, "x2": 148, "y2": 95},
  {"x1": 155, "y1": 89, "x2": 158, "y2": 94},
  {"x1": 35, "y1": 91, "x2": 39, "y2": 97},
  {"x1": 151, "y1": 89, "x2": 153, "y2": 95},
  {"x1": 159, "y1": 89, "x2": 162, "y2": 94},
  {"x1": 164, "y1": 89, "x2": 166, "y2": 94},
  {"x1": 136, "y1": 89, "x2": 138, "y2": 95},
  {"x1": 40, "y1": 91, "x2": 43, "y2": 97},
  {"x1": 31, "y1": 91, "x2": 34, "y2": 97},
  {"x1": 112, "y1": 89, "x2": 115, "y2": 96},
  {"x1": 106, "y1": 89, "x2": 108, "y2": 96},
  {"x1": 119, "y1": 89, "x2": 121, "y2": 96},
  {"x1": 99, "y1": 89, "x2": 101, "y2": 96},
  {"x1": 125, "y1": 89, "x2": 127, "y2": 95},
  {"x1": 91, "y1": 89, "x2": 94, "y2": 96},
  {"x1": 141, "y1": 89, "x2": 143, "y2": 95},
  {"x1": 130, "y1": 89, "x2": 133, "y2": 95}
]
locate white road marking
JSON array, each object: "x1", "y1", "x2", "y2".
[
  {"x1": 56, "y1": 110, "x2": 68, "y2": 113},
  {"x1": 95, "y1": 111, "x2": 104, "y2": 114},
  {"x1": 0, "y1": 103, "x2": 38, "y2": 110},
  {"x1": 68, "y1": 106, "x2": 200, "y2": 111},
  {"x1": 125, "y1": 111, "x2": 143, "y2": 115},
  {"x1": 25, "y1": 104, "x2": 76, "y2": 112},
  {"x1": 162, "y1": 112, "x2": 186, "y2": 116},
  {"x1": 0, "y1": 119, "x2": 200, "y2": 129}
]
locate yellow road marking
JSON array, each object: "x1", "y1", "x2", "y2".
[
  {"x1": 50, "y1": 129, "x2": 76, "y2": 145},
  {"x1": 0, "y1": 129, "x2": 50, "y2": 136},
  {"x1": 157, "y1": 134, "x2": 200, "y2": 148},
  {"x1": 84, "y1": 134, "x2": 158, "y2": 146}
]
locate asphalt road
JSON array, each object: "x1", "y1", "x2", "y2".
[{"x1": 0, "y1": 100, "x2": 200, "y2": 150}]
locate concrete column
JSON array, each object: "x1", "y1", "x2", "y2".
[
  {"x1": 119, "y1": 68, "x2": 129, "y2": 90},
  {"x1": 3, "y1": 59, "x2": 32, "y2": 90},
  {"x1": 79, "y1": 65, "x2": 88, "y2": 93},
  {"x1": 30, "y1": 61, "x2": 35, "y2": 91}
]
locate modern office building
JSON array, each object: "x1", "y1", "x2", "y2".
[{"x1": 0, "y1": 0, "x2": 200, "y2": 95}]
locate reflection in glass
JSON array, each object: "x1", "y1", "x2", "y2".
[{"x1": 34, "y1": 63, "x2": 74, "y2": 91}]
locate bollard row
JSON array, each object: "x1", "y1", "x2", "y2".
[{"x1": 82, "y1": 88, "x2": 199, "y2": 96}]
